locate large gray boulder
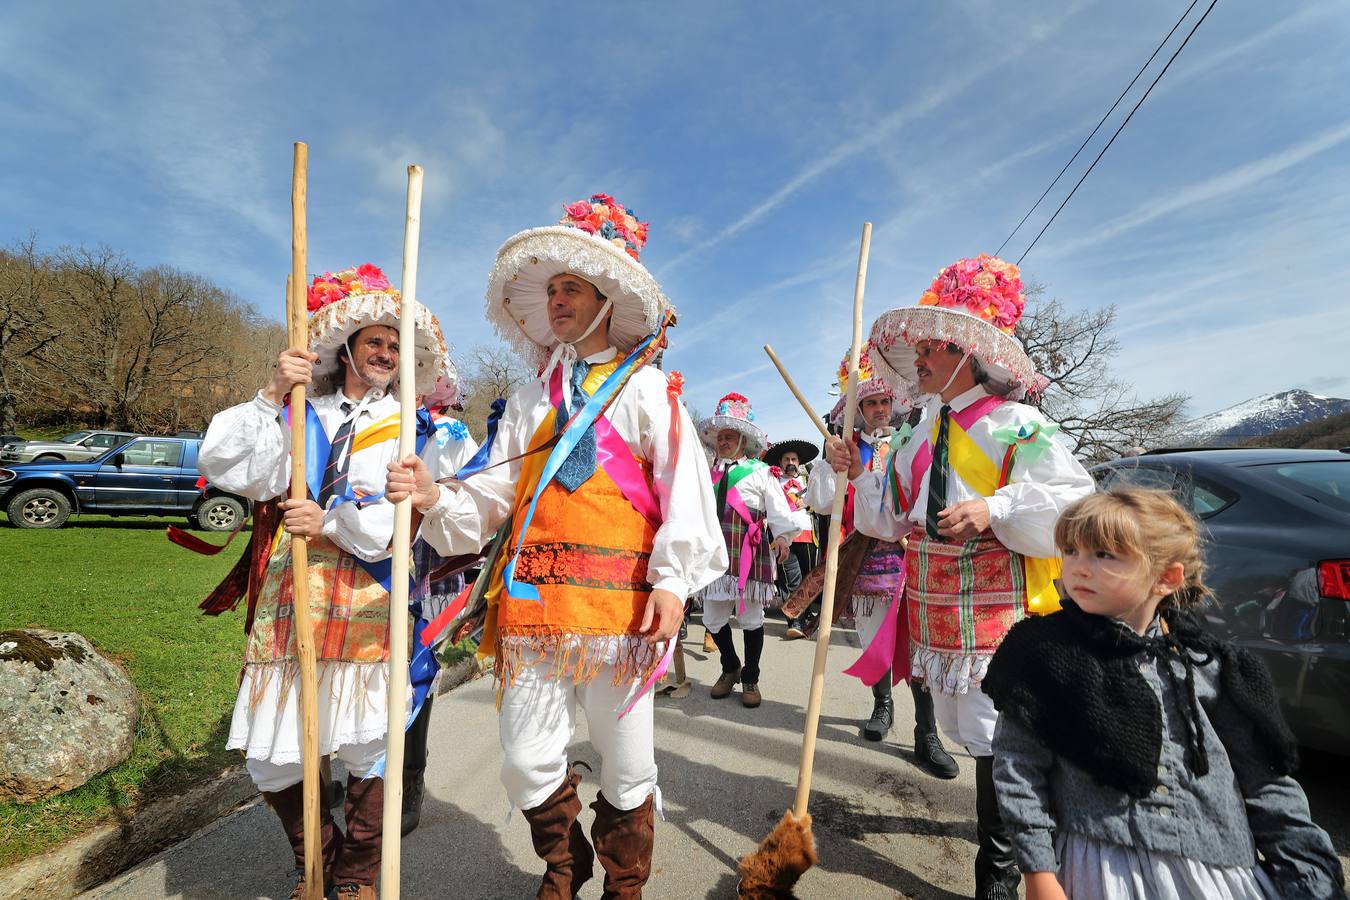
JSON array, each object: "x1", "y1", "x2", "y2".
[{"x1": 0, "y1": 629, "x2": 139, "y2": 802}]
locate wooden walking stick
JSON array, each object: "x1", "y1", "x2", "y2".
[
  {"x1": 738, "y1": 222, "x2": 872, "y2": 898},
  {"x1": 762, "y1": 345, "x2": 831, "y2": 442},
  {"x1": 287, "y1": 141, "x2": 324, "y2": 900},
  {"x1": 380, "y1": 163, "x2": 423, "y2": 897}
]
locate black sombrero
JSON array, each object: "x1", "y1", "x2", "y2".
[{"x1": 763, "y1": 438, "x2": 820, "y2": 468}]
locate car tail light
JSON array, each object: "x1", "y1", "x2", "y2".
[{"x1": 1318, "y1": 560, "x2": 1350, "y2": 600}]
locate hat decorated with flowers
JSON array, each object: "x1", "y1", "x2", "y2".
[
  {"x1": 305, "y1": 264, "x2": 450, "y2": 395},
  {"x1": 699, "y1": 392, "x2": 769, "y2": 458},
  {"x1": 868, "y1": 254, "x2": 1035, "y2": 398},
  {"x1": 826, "y1": 340, "x2": 917, "y2": 427},
  {"x1": 486, "y1": 194, "x2": 672, "y2": 370}
]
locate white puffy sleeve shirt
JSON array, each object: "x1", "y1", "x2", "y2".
[
  {"x1": 804, "y1": 428, "x2": 892, "y2": 514},
  {"x1": 418, "y1": 348, "x2": 729, "y2": 601},
  {"x1": 198, "y1": 389, "x2": 479, "y2": 563},
  {"x1": 717, "y1": 457, "x2": 801, "y2": 543},
  {"x1": 849, "y1": 385, "x2": 1093, "y2": 559}
]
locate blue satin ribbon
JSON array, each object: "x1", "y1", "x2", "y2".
[
  {"x1": 456, "y1": 398, "x2": 506, "y2": 478},
  {"x1": 858, "y1": 437, "x2": 875, "y2": 471},
  {"x1": 502, "y1": 335, "x2": 658, "y2": 602}
]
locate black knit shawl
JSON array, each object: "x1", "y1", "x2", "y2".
[{"x1": 983, "y1": 598, "x2": 1299, "y2": 798}]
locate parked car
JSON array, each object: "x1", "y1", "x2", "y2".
[
  {"x1": 0, "y1": 434, "x2": 23, "y2": 450},
  {"x1": 1091, "y1": 448, "x2": 1350, "y2": 755},
  {"x1": 0, "y1": 435, "x2": 249, "y2": 531},
  {"x1": 0, "y1": 430, "x2": 137, "y2": 463}
]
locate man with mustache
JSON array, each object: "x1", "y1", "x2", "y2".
[
  {"x1": 762, "y1": 439, "x2": 819, "y2": 636},
  {"x1": 828, "y1": 255, "x2": 1092, "y2": 900},
  {"x1": 198, "y1": 265, "x2": 477, "y2": 900}
]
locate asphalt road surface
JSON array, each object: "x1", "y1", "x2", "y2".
[{"x1": 86, "y1": 615, "x2": 1350, "y2": 899}]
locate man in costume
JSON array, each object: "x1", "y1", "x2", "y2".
[
  {"x1": 696, "y1": 394, "x2": 800, "y2": 709},
  {"x1": 798, "y1": 344, "x2": 960, "y2": 779},
  {"x1": 827, "y1": 254, "x2": 1092, "y2": 899},
  {"x1": 386, "y1": 195, "x2": 726, "y2": 899},
  {"x1": 763, "y1": 438, "x2": 818, "y2": 636},
  {"x1": 198, "y1": 265, "x2": 478, "y2": 899}
]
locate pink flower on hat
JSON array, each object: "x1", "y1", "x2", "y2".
[{"x1": 922, "y1": 254, "x2": 1025, "y2": 333}]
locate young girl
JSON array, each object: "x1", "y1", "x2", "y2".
[{"x1": 983, "y1": 489, "x2": 1344, "y2": 900}]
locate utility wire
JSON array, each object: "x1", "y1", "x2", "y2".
[
  {"x1": 994, "y1": 0, "x2": 1201, "y2": 258},
  {"x1": 1017, "y1": 0, "x2": 1221, "y2": 265}
]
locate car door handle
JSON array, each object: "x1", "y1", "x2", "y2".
[{"x1": 159, "y1": 476, "x2": 174, "y2": 482}]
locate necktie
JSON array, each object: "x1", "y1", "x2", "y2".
[
  {"x1": 319, "y1": 401, "x2": 356, "y2": 507},
  {"x1": 555, "y1": 361, "x2": 597, "y2": 492},
  {"x1": 925, "y1": 405, "x2": 952, "y2": 540}
]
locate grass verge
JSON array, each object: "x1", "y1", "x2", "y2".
[{"x1": 0, "y1": 515, "x2": 248, "y2": 867}]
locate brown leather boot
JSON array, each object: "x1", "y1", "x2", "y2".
[
  {"x1": 590, "y1": 791, "x2": 655, "y2": 899},
  {"x1": 332, "y1": 775, "x2": 383, "y2": 892},
  {"x1": 521, "y1": 768, "x2": 594, "y2": 899},
  {"x1": 262, "y1": 781, "x2": 343, "y2": 896}
]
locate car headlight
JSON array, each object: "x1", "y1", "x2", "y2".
[{"x1": 0, "y1": 468, "x2": 14, "y2": 484}]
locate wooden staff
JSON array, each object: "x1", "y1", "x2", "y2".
[
  {"x1": 763, "y1": 344, "x2": 831, "y2": 442},
  {"x1": 287, "y1": 141, "x2": 324, "y2": 900},
  {"x1": 738, "y1": 222, "x2": 872, "y2": 897},
  {"x1": 381, "y1": 163, "x2": 422, "y2": 896}
]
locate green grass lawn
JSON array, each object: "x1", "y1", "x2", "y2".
[{"x1": 0, "y1": 516, "x2": 250, "y2": 866}]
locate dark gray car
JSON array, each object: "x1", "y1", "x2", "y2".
[{"x1": 1092, "y1": 448, "x2": 1350, "y2": 756}]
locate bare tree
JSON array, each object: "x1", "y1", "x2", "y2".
[
  {"x1": 1017, "y1": 290, "x2": 1187, "y2": 463},
  {"x1": 456, "y1": 343, "x2": 531, "y2": 440},
  {"x1": 0, "y1": 235, "x2": 65, "y2": 433}
]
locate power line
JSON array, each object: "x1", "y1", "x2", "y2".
[
  {"x1": 1017, "y1": 0, "x2": 1221, "y2": 265},
  {"x1": 994, "y1": 0, "x2": 1201, "y2": 258}
]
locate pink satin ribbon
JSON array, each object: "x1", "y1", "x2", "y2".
[
  {"x1": 712, "y1": 468, "x2": 764, "y2": 618},
  {"x1": 906, "y1": 394, "x2": 1007, "y2": 509},
  {"x1": 843, "y1": 573, "x2": 910, "y2": 687},
  {"x1": 619, "y1": 637, "x2": 676, "y2": 719}
]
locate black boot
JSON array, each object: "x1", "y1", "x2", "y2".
[
  {"x1": 402, "y1": 693, "x2": 434, "y2": 835},
  {"x1": 863, "y1": 675, "x2": 894, "y2": 741},
  {"x1": 974, "y1": 755, "x2": 1020, "y2": 899},
  {"x1": 910, "y1": 680, "x2": 959, "y2": 779}
]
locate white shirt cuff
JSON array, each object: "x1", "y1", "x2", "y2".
[
  {"x1": 650, "y1": 575, "x2": 691, "y2": 601},
  {"x1": 985, "y1": 492, "x2": 1012, "y2": 523},
  {"x1": 253, "y1": 390, "x2": 282, "y2": 415}
]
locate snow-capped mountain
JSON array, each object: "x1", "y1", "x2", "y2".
[{"x1": 1184, "y1": 390, "x2": 1350, "y2": 447}]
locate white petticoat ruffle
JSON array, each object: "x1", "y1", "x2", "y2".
[
  {"x1": 227, "y1": 661, "x2": 409, "y2": 765},
  {"x1": 698, "y1": 573, "x2": 780, "y2": 607},
  {"x1": 911, "y1": 645, "x2": 992, "y2": 695}
]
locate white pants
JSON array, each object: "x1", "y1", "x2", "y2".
[
  {"x1": 500, "y1": 658, "x2": 657, "y2": 813},
  {"x1": 246, "y1": 736, "x2": 386, "y2": 793},
  {"x1": 932, "y1": 682, "x2": 999, "y2": 757},
  {"x1": 853, "y1": 599, "x2": 890, "y2": 650},
  {"x1": 701, "y1": 596, "x2": 766, "y2": 630}
]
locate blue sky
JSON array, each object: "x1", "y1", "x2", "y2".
[{"x1": 3, "y1": 1, "x2": 1347, "y2": 442}]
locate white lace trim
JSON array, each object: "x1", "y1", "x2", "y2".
[
  {"x1": 869, "y1": 305, "x2": 1035, "y2": 397},
  {"x1": 911, "y1": 645, "x2": 992, "y2": 696},
  {"x1": 306, "y1": 291, "x2": 451, "y2": 395}
]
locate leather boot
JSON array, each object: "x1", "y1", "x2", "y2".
[
  {"x1": 591, "y1": 791, "x2": 655, "y2": 899},
  {"x1": 262, "y1": 781, "x2": 343, "y2": 896},
  {"x1": 911, "y1": 680, "x2": 959, "y2": 779},
  {"x1": 864, "y1": 675, "x2": 894, "y2": 741},
  {"x1": 402, "y1": 694, "x2": 434, "y2": 836},
  {"x1": 974, "y1": 755, "x2": 1020, "y2": 898},
  {"x1": 520, "y1": 768, "x2": 594, "y2": 899},
  {"x1": 333, "y1": 775, "x2": 383, "y2": 891}
]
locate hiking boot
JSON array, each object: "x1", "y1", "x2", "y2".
[
  {"x1": 741, "y1": 682, "x2": 762, "y2": 708},
  {"x1": 710, "y1": 668, "x2": 741, "y2": 699},
  {"x1": 863, "y1": 695, "x2": 893, "y2": 741},
  {"x1": 915, "y1": 730, "x2": 960, "y2": 779},
  {"x1": 334, "y1": 883, "x2": 377, "y2": 899},
  {"x1": 702, "y1": 630, "x2": 717, "y2": 653}
]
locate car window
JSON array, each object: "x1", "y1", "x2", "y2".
[
  {"x1": 1100, "y1": 463, "x2": 1177, "y2": 491},
  {"x1": 61, "y1": 431, "x2": 92, "y2": 443},
  {"x1": 121, "y1": 440, "x2": 184, "y2": 467},
  {"x1": 1249, "y1": 461, "x2": 1350, "y2": 514},
  {"x1": 1189, "y1": 476, "x2": 1238, "y2": 518},
  {"x1": 89, "y1": 434, "x2": 122, "y2": 448}
]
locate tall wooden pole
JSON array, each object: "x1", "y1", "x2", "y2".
[
  {"x1": 287, "y1": 141, "x2": 324, "y2": 900},
  {"x1": 792, "y1": 221, "x2": 870, "y2": 817},
  {"x1": 380, "y1": 164, "x2": 422, "y2": 897}
]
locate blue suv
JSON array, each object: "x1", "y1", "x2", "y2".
[{"x1": 0, "y1": 435, "x2": 249, "y2": 530}]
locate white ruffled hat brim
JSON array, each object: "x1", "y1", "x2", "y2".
[
  {"x1": 868, "y1": 304, "x2": 1035, "y2": 398},
  {"x1": 487, "y1": 226, "x2": 669, "y2": 368},
  {"x1": 699, "y1": 415, "x2": 768, "y2": 459},
  {"x1": 307, "y1": 292, "x2": 450, "y2": 396}
]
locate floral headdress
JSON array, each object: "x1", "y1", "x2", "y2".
[
  {"x1": 715, "y1": 392, "x2": 754, "y2": 422},
  {"x1": 918, "y1": 254, "x2": 1025, "y2": 334},
  {"x1": 699, "y1": 391, "x2": 769, "y2": 458},
  {"x1": 559, "y1": 194, "x2": 650, "y2": 261},
  {"x1": 307, "y1": 264, "x2": 397, "y2": 312}
]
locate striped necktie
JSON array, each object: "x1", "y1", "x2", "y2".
[
  {"x1": 319, "y1": 400, "x2": 356, "y2": 507},
  {"x1": 925, "y1": 405, "x2": 952, "y2": 540},
  {"x1": 554, "y1": 361, "x2": 597, "y2": 492}
]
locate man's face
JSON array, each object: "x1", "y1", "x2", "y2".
[
  {"x1": 345, "y1": 325, "x2": 399, "y2": 390},
  {"x1": 715, "y1": 429, "x2": 745, "y2": 459},
  {"x1": 547, "y1": 273, "x2": 607, "y2": 344},
  {"x1": 860, "y1": 395, "x2": 893, "y2": 431},
  {"x1": 779, "y1": 451, "x2": 800, "y2": 476},
  {"x1": 914, "y1": 340, "x2": 966, "y2": 394}
]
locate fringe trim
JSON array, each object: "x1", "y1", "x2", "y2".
[
  {"x1": 242, "y1": 659, "x2": 388, "y2": 715},
  {"x1": 493, "y1": 631, "x2": 662, "y2": 702},
  {"x1": 848, "y1": 591, "x2": 891, "y2": 620},
  {"x1": 911, "y1": 645, "x2": 992, "y2": 696},
  {"x1": 698, "y1": 573, "x2": 780, "y2": 607}
]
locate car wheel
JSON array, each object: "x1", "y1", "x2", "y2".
[
  {"x1": 196, "y1": 496, "x2": 245, "y2": 532},
  {"x1": 7, "y1": 488, "x2": 72, "y2": 528}
]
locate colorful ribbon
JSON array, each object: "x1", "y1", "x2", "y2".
[{"x1": 619, "y1": 637, "x2": 676, "y2": 720}]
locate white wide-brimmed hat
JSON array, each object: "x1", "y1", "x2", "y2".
[
  {"x1": 827, "y1": 340, "x2": 917, "y2": 427},
  {"x1": 700, "y1": 392, "x2": 769, "y2": 459},
  {"x1": 868, "y1": 254, "x2": 1036, "y2": 399},
  {"x1": 305, "y1": 264, "x2": 450, "y2": 396},
  {"x1": 486, "y1": 194, "x2": 672, "y2": 371}
]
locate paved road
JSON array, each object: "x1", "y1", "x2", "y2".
[{"x1": 86, "y1": 616, "x2": 1350, "y2": 899}]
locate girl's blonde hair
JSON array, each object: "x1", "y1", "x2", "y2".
[{"x1": 1053, "y1": 488, "x2": 1212, "y2": 609}]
